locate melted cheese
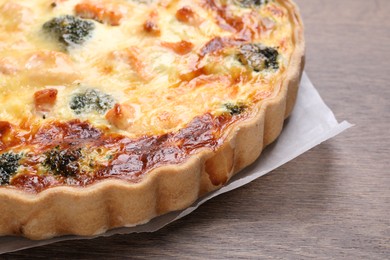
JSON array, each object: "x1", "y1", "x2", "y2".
[{"x1": 0, "y1": 0, "x2": 294, "y2": 138}]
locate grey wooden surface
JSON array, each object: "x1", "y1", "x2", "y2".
[{"x1": 3, "y1": 0, "x2": 390, "y2": 259}]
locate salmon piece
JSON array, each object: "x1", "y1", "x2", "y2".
[
  {"x1": 0, "y1": 2, "x2": 34, "y2": 31},
  {"x1": 110, "y1": 47, "x2": 153, "y2": 81},
  {"x1": 106, "y1": 103, "x2": 135, "y2": 130},
  {"x1": 34, "y1": 89, "x2": 58, "y2": 112},
  {"x1": 143, "y1": 10, "x2": 160, "y2": 36},
  {"x1": 24, "y1": 51, "x2": 80, "y2": 85},
  {"x1": 176, "y1": 6, "x2": 195, "y2": 23},
  {"x1": 75, "y1": 1, "x2": 125, "y2": 26},
  {"x1": 161, "y1": 40, "x2": 194, "y2": 55}
]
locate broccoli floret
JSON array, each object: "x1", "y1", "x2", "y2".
[
  {"x1": 44, "y1": 148, "x2": 82, "y2": 177},
  {"x1": 238, "y1": 43, "x2": 279, "y2": 72},
  {"x1": 235, "y1": 0, "x2": 270, "y2": 7},
  {"x1": 0, "y1": 153, "x2": 21, "y2": 185},
  {"x1": 43, "y1": 15, "x2": 95, "y2": 47},
  {"x1": 223, "y1": 102, "x2": 247, "y2": 115},
  {"x1": 70, "y1": 89, "x2": 115, "y2": 115}
]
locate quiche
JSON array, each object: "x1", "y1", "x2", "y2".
[{"x1": 0, "y1": 0, "x2": 304, "y2": 239}]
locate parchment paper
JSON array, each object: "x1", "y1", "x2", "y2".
[{"x1": 0, "y1": 73, "x2": 352, "y2": 254}]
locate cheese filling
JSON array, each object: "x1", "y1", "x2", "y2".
[{"x1": 0, "y1": 0, "x2": 293, "y2": 135}]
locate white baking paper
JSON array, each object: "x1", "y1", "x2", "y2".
[{"x1": 0, "y1": 73, "x2": 352, "y2": 254}]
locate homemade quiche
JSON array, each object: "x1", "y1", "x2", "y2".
[{"x1": 0, "y1": 0, "x2": 304, "y2": 239}]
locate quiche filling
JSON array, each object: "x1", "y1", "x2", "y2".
[{"x1": 0, "y1": 0, "x2": 295, "y2": 193}]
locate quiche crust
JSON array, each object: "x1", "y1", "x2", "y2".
[{"x1": 0, "y1": 0, "x2": 304, "y2": 240}]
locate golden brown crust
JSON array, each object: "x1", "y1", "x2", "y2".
[{"x1": 0, "y1": 0, "x2": 305, "y2": 240}]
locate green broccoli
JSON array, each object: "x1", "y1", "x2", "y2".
[
  {"x1": 43, "y1": 15, "x2": 95, "y2": 47},
  {"x1": 0, "y1": 153, "x2": 22, "y2": 185},
  {"x1": 238, "y1": 43, "x2": 279, "y2": 72},
  {"x1": 69, "y1": 89, "x2": 115, "y2": 115},
  {"x1": 223, "y1": 102, "x2": 247, "y2": 115},
  {"x1": 44, "y1": 147, "x2": 82, "y2": 177},
  {"x1": 235, "y1": 0, "x2": 270, "y2": 7}
]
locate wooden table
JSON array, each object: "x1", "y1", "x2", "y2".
[{"x1": 4, "y1": 0, "x2": 389, "y2": 258}]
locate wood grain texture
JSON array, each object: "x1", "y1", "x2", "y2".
[{"x1": 3, "y1": 0, "x2": 390, "y2": 258}]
